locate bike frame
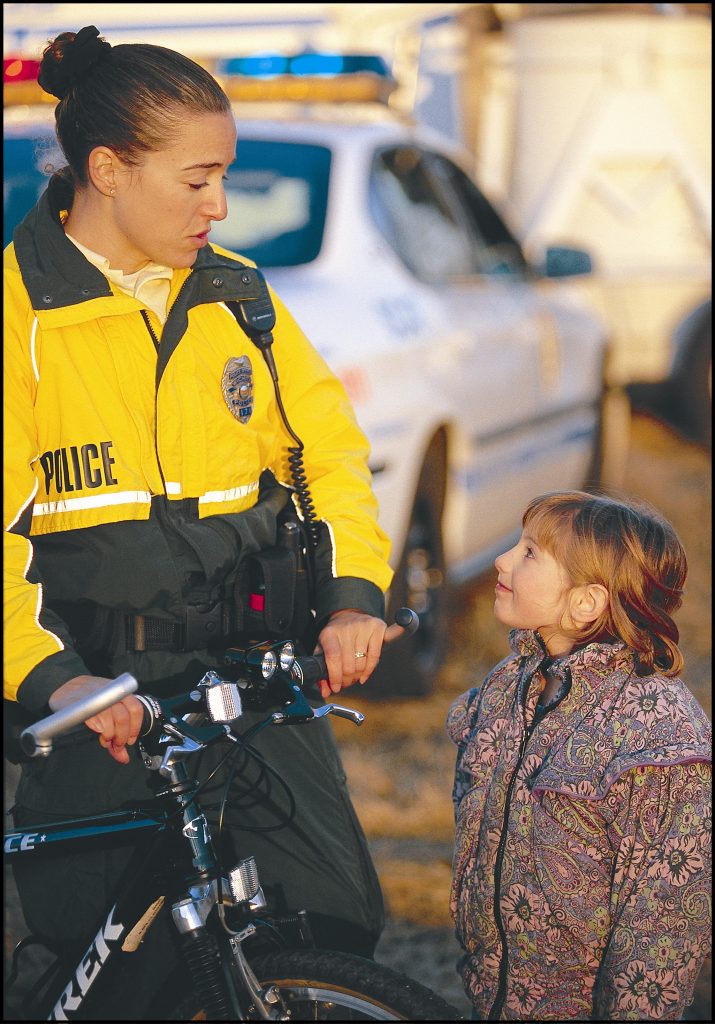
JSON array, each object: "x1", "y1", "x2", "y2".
[
  {"x1": 5, "y1": 765, "x2": 232, "y2": 1020},
  {"x1": 5, "y1": 615, "x2": 420, "y2": 1021}
]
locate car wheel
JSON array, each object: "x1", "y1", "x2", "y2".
[
  {"x1": 584, "y1": 383, "x2": 631, "y2": 490},
  {"x1": 676, "y1": 326, "x2": 711, "y2": 449},
  {"x1": 369, "y1": 440, "x2": 447, "y2": 698}
]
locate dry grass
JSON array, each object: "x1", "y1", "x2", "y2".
[
  {"x1": 341, "y1": 744, "x2": 456, "y2": 840},
  {"x1": 374, "y1": 859, "x2": 454, "y2": 928}
]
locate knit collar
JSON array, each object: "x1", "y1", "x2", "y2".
[{"x1": 509, "y1": 628, "x2": 631, "y2": 687}]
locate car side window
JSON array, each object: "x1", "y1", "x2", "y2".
[
  {"x1": 428, "y1": 153, "x2": 530, "y2": 280},
  {"x1": 3, "y1": 134, "x2": 61, "y2": 248},
  {"x1": 369, "y1": 146, "x2": 477, "y2": 283}
]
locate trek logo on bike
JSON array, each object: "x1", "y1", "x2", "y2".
[{"x1": 49, "y1": 905, "x2": 125, "y2": 1020}]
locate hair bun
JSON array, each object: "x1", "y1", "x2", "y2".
[{"x1": 38, "y1": 25, "x2": 111, "y2": 100}]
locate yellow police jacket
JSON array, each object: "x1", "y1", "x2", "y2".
[{"x1": 4, "y1": 179, "x2": 392, "y2": 710}]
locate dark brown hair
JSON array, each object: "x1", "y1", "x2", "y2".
[
  {"x1": 523, "y1": 490, "x2": 687, "y2": 676},
  {"x1": 38, "y1": 25, "x2": 231, "y2": 187}
]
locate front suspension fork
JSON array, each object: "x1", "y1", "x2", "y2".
[
  {"x1": 225, "y1": 926, "x2": 288, "y2": 1021},
  {"x1": 172, "y1": 880, "x2": 289, "y2": 1021}
]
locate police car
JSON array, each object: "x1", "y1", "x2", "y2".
[{"x1": 4, "y1": 54, "x2": 611, "y2": 695}]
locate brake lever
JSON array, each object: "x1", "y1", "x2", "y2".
[
  {"x1": 313, "y1": 704, "x2": 365, "y2": 726},
  {"x1": 270, "y1": 682, "x2": 316, "y2": 725},
  {"x1": 269, "y1": 682, "x2": 364, "y2": 727}
]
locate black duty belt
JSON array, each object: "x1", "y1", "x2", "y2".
[
  {"x1": 125, "y1": 603, "x2": 236, "y2": 653},
  {"x1": 55, "y1": 539, "x2": 309, "y2": 657}
]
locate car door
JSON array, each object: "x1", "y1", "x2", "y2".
[
  {"x1": 369, "y1": 143, "x2": 545, "y2": 570},
  {"x1": 422, "y1": 149, "x2": 605, "y2": 573}
]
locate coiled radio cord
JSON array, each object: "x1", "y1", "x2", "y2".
[
  {"x1": 225, "y1": 290, "x2": 321, "y2": 550},
  {"x1": 251, "y1": 330, "x2": 321, "y2": 551}
]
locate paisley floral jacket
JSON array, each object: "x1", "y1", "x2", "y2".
[{"x1": 447, "y1": 630, "x2": 712, "y2": 1021}]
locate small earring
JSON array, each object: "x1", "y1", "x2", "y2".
[{"x1": 109, "y1": 187, "x2": 116, "y2": 197}]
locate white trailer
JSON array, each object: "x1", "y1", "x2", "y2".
[{"x1": 465, "y1": 10, "x2": 711, "y2": 444}]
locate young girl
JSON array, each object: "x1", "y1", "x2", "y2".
[{"x1": 447, "y1": 491, "x2": 711, "y2": 1021}]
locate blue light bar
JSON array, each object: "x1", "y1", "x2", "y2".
[
  {"x1": 219, "y1": 54, "x2": 288, "y2": 78},
  {"x1": 217, "y1": 53, "x2": 391, "y2": 80}
]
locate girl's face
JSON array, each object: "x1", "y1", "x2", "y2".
[
  {"x1": 108, "y1": 110, "x2": 237, "y2": 271},
  {"x1": 494, "y1": 530, "x2": 575, "y2": 654}
]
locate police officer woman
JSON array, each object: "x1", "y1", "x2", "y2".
[{"x1": 5, "y1": 26, "x2": 400, "y2": 1002}]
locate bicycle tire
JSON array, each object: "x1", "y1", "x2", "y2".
[{"x1": 164, "y1": 948, "x2": 463, "y2": 1020}]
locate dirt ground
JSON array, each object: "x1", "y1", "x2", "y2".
[{"x1": 4, "y1": 410, "x2": 711, "y2": 1020}]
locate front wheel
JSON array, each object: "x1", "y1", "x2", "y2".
[
  {"x1": 250, "y1": 950, "x2": 461, "y2": 1020},
  {"x1": 165, "y1": 949, "x2": 463, "y2": 1020}
]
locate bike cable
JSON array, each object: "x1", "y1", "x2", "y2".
[{"x1": 170, "y1": 724, "x2": 298, "y2": 835}]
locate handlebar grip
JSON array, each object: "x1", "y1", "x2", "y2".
[
  {"x1": 297, "y1": 653, "x2": 328, "y2": 687},
  {"x1": 299, "y1": 609, "x2": 418, "y2": 686},
  {"x1": 394, "y1": 607, "x2": 419, "y2": 637},
  {"x1": 20, "y1": 673, "x2": 139, "y2": 758}
]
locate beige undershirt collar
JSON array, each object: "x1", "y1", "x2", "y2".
[{"x1": 65, "y1": 232, "x2": 173, "y2": 324}]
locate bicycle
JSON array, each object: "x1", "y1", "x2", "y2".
[{"x1": 4, "y1": 609, "x2": 463, "y2": 1021}]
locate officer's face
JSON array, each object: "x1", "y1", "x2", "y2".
[{"x1": 107, "y1": 110, "x2": 237, "y2": 271}]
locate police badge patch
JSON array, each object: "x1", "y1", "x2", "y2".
[{"x1": 221, "y1": 356, "x2": 254, "y2": 424}]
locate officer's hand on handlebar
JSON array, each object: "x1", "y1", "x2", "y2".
[
  {"x1": 48, "y1": 675, "x2": 145, "y2": 765},
  {"x1": 315, "y1": 609, "x2": 406, "y2": 700}
]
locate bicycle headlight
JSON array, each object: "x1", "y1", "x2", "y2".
[
  {"x1": 279, "y1": 643, "x2": 295, "y2": 672},
  {"x1": 261, "y1": 651, "x2": 277, "y2": 679}
]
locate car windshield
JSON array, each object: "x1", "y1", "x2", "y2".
[
  {"x1": 4, "y1": 135, "x2": 331, "y2": 265},
  {"x1": 211, "y1": 140, "x2": 332, "y2": 266}
]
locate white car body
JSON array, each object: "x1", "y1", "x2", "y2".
[{"x1": 216, "y1": 110, "x2": 609, "y2": 584}]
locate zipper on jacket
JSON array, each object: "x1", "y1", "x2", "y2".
[
  {"x1": 154, "y1": 274, "x2": 194, "y2": 388},
  {"x1": 140, "y1": 309, "x2": 160, "y2": 352},
  {"x1": 140, "y1": 310, "x2": 169, "y2": 496},
  {"x1": 488, "y1": 670, "x2": 540, "y2": 1020}
]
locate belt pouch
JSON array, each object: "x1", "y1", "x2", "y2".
[{"x1": 236, "y1": 548, "x2": 297, "y2": 636}]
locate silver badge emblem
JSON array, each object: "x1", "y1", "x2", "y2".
[{"x1": 222, "y1": 356, "x2": 254, "y2": 424}]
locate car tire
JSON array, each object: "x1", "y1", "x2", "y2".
[
  {"x1": 675, "y1": 324, "x2": 712, "y2": 449},
  {"x1": 368, "y1": 438, "x2": 447, "y2": 698},
  {"x1": 584, "y1": 383, "x2": 632, "y2": 490}
]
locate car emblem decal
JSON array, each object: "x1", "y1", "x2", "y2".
[{"x1": 221, "y1": 356, "x2": 254, "y2": 424}]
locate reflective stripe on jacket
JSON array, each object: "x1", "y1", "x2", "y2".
[{"x1": 4, "y1": 179, "x2": 392, "y2": 707}]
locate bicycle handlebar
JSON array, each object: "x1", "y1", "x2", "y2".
[
  {"x1": 19, "y1": 609, "x2": 420, "y2": 759},
  {"x1": 19, "y1": 673, "x2": 139, "y2": 759}
]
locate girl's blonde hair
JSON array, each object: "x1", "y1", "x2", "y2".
[{"x1": 523, "y1": 491, "x2": 687, "y2": 676}]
